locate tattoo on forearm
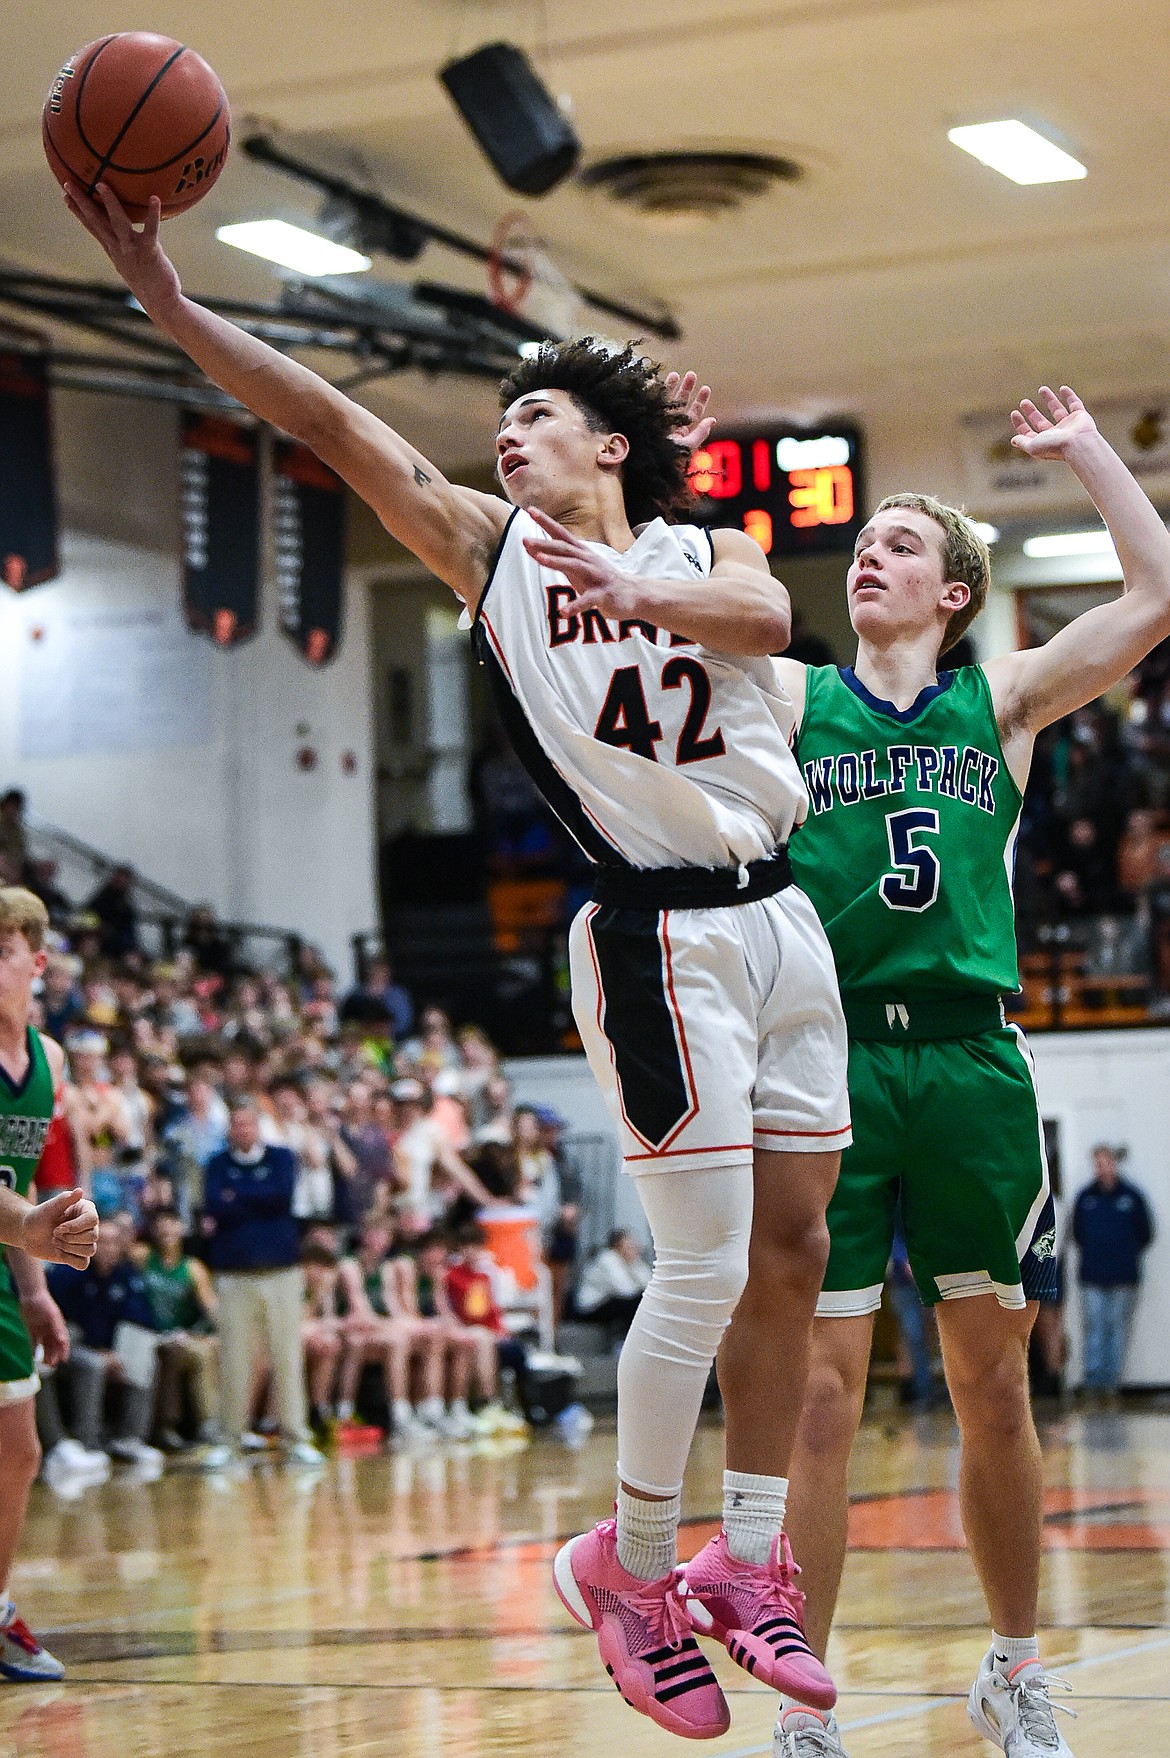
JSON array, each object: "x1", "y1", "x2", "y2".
[{"x1": 413, "y1": 464, "x2": 431, "y2": 487}]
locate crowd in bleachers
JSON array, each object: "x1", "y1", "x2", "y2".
[
  {"x1": 1, "y1": 796, "x2": 643, "y2": 1482},
  {"x1": 1013, "y1": 648, "x2": 1170, "y2": 1008}
]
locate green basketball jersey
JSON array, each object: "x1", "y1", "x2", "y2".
[
  {"x1": 0, "y1": 1029, "x2": 55, "y2": 1296},
  {"x1": 789, "y1": 664, "x2": 1023, "y2": 997}
]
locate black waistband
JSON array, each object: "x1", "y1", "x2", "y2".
[{"x1": 590, "y1": 847, "x2": 792, "y2": 911}]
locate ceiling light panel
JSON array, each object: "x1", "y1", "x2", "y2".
[
  {"x1": 1022, "y1": 531, "x2": 1115, "y2": 558},
  {"x1": 216, "y1": 220, "x2": 372, "y2": 277},
  {"x1": 947, "y1": 121, "x2": 1086, "y2": 185}
]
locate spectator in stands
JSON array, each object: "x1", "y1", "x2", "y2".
[
  {"x1": 1072, "y1": 1144, "x2": 1155, "y2": 1396},
  {"x1": 27, "y1": 859, "x2": 72, "y2": 925},
  {"x1": 339, "y1": 1077, "x2": 393, "y2": 1219},
  {"x1": 203, "y1": 1099, "x2": 322, "y2": 1464},
  {"x1": 109, "y1": 1044, "x2": 154, "y2": 1213},
  {"x1": 66, "y1": 1031, "x2": 131, "y2": 1217},
  {"x1": 339, "y1": 957, "x2": 407, "y2": 1042},
  {"x1": 401, "y1": 1006, "x2": 460, "y2": 1077},
  {"x1": 444, "y1": 1221, "x2": 530, "y2": 1404},
  {"x1": 389, "y1": 1078, "x2": 490, "y2": 1236},
  {"x1": 141, "y1": 1208, "x2": 219, "y2": 1450},
  {"x1": 0, "y1": 789, "x2": 28, "y2": 881},
  {"x1": 41, "y1": 955, "x2": 84, "y2": 1042},
  {"x1": 148, "y1": 964, "x2": 203, "y2": 1038},
  {"x1": 163, "y1": 1063, "x2": 228, "y2": 1223},
  {"x1": 305, "y1": 1076, "x2": 360, "y2": 1217},
  {"x1": 39, "y1": 1216, "x2": 162, "y2": 1469},
  {"x1": 471, "y1": 1072, "x2": 513, "y2": 1147},
  {"x1": 300, "y1": 1233, "x2": 346, "y2": 1435},
  {"x1": 412, "y1": 1228, "x2": 521, "y2": 1434},
  {"x1": 573, "y1": 1228, "x2": 651, "y2": 1344},
  {"x1": 456, "y1": 1026, "x2": 502, "y2": 1132},
  {"x1": 87, "y1": 864, "x2": 140, "y2": 960},
  {"x1": 184, "y1": 905, "x2": 234, "y2": 980},
  {"x1": 529, "y1": 1105, "x2": 580, "y2": 1325},
  {"x1": 352, "y1": 1222, "x2": 461, "y2": 1440}
]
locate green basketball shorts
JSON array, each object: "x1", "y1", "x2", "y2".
[
  {"x1": 0, "y1": 1283, "x2": 38, "y2": 1403},
  {"x1": 817, "y1": 1022, "x2": 1057, "y2": 1315}
]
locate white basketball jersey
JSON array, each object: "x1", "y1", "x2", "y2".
[{"x1": 472, "y1": 509, "x2": 808, "y2": 870}]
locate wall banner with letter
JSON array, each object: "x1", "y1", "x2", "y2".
[
  {"x1": 272, "y1": 440, "x2": 346, "y2": 666},
  {"x1": 0, "y1": 350, "x2": 58, "y2": 591},
  {"x1": 180, "y1": 414, "x2": 260, "y2": 646}
]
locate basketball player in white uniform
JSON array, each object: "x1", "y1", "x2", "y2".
[{"x1": 66, "y1": 182, "x2": 850, "y2": 1740}]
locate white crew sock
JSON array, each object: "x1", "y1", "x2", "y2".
[
  {"x1": 393, "y1": 1398, "x2": 414, "y2": 1426},
  {"x1": 336, "y1": 1400, "x2": 354, "y2": 1422},
  {"x1": 616, "y1": 1485, "x2": 680, "y2": 1582},
  {"x1": 449, "y1": 1398, "x2": 469, "y2": 1419},
  {"x1": 779, "y1": 1700, "x2": 831, "y2": 1734},
  {"x1": 992, "y1": 1631, "x2": 1041, "y2": 1678},
  {"x1": 723, "y1": 1468, "x2": 788, "y2": 1566},
  {"x1": 419, "y1": 1396, "x2": 445, "y2": 1425}
]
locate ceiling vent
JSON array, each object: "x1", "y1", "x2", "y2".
[{"x1": 579, "y1": 150, "x2": 803, "y2": 226}]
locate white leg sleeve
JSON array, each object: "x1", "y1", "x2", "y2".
[{"x1": 616, "y1": 1163, "x2": 754, "y2": 1498}]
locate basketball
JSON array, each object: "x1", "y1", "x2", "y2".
[{"x1": 42, "y1": 33, "x2": 230, "y2": 221}]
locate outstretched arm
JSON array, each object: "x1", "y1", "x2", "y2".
[
  {"x1": 987, "y1": 387, "x2": 1170, "y2": 737},
  {"x1": 63, "y1": 185, "x2": 508, "y2": 603},
  {"x1": 521, "y1": 515, "x2": 790, "y2": 654}
]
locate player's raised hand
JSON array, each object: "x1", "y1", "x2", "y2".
[
  {"x1": 665, "y1": 370, "x2": 715, "y2": 452},
  {"x1": 20, "y1": 1188, "x2": 99, "y2": 1270},
  {"x1": 61, "y1": 182, "x2": 182, "y2": 313},
  {"x1": 522, "y1": 509, "x2": 642, "y2": 619},
  {"x1": 1010, "y1": 386, "x2": 1098, "y2": 460}
]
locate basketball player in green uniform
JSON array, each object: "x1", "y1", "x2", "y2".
[
  {"x1": 771, "y1": 388, "x2": 1170, "y2": 1758},
  {"x1": 0, "y1": 887, "x2": 100, "y2": 1682}
]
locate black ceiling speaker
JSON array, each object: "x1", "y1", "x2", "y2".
[{"x1": 440, "y1": 42, "x2": 581, "y2": 196}]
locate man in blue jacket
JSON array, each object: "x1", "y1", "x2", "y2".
[
  {"x1": 41, "y1": 1215, "x2": 162, "y2": 1467},
  {"x1": 204, "y1": 1099, "x2": 321, "y2": 1465},
  {"x1": 1072, "y1": 1145, "x2": 1155, "y2": 1394}
]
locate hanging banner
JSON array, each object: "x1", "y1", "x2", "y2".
[
  {"x1": 180, "y1": 414, "x2": 260, "y2": 645},
  {"x1": 272, "y1": 440, "x2": 346, "y2": 665},
  {"x1": 0, "y1": 351, "x2": 58, "y2": 591},
  {"x1": 962, "y1": 393, "x2": 1170, "y2": 516}
]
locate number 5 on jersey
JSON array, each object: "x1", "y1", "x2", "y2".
[{"x1": 880, "y1": 808, "x2": 941, "y2": 912}]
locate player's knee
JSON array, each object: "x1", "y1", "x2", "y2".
[
  {"x1": 752, "y1": 1209, "x2": 831, "y2": 1297},
  {"x1": 5, "y1": 1422, "x2": 42, "y2": 1486},
  {"x1": 798, "y1": 1354, "x2": 864, "y2": 1461},
  {"x1": 948, "y1": 1344, "x2": 1031, "y2": 1436}
]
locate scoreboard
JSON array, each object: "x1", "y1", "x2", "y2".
[{"x1": 688, "y1": 426, "x2": 864, "y2": 557}]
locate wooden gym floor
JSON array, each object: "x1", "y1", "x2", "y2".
[{"x1": 4, "y1": 1404, "x2": 1169, "y2": 1757}]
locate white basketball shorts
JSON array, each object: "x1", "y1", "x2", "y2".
[{"x1": 569, "y1": 883, "x2": 851, "y2": 1175}]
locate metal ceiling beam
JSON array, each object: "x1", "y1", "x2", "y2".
[
  {"x1": 241, "y1": 132, "x2": 681, "y2": 341},
  {"x1": 0, "y1": 266, "x2": 536, "y2": 401}
]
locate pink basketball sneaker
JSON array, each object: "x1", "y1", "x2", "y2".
[
  {"x1": 554, "y1": 1519, "x2": 730, "y2": 1740},
  {"x1": 677, "y1": 1529, "x2": 836, "y2": 1709}
]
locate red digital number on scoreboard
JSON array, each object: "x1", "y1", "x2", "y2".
[{"x1": 688, "y1": 430, "x2": 861, "y2": 557}]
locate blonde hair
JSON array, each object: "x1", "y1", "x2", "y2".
[
  {"x1": 875, "y1": 493, "x2": 991, "y2": 654},
  {"x1": 0, "y1": 887, "x2": 49, "y2": 952}
]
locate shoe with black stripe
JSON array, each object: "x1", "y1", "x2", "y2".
[
  {"x1": 553, "y1": 1519, "x2": 730, "y2": 1739},
  {"x1": 677, "y1": 1530, "x2": 835, "y2": 1709}
]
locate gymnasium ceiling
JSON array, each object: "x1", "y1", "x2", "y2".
[{"x1": 3, "y1": 0, "x2": 1170, "y2": 508}]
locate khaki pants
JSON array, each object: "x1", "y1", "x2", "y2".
[
  {"x1": 214, "y1": 1267, "x2": 309, "y2": 1444},
  {"x1": 156, "y1": 1334, "x2": 220, "y2": 1435}
]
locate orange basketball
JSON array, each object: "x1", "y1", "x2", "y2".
[{"x1": 43, "y1": 33, "x2": 230, "y2": 221}]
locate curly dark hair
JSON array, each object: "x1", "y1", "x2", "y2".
[{"x1": 498, "y1": 338, "x2": 693, "y2": 526}]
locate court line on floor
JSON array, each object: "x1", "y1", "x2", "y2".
[{"x1": 712, "y1": 1631, "x2": 1170, "y2": 1758}]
